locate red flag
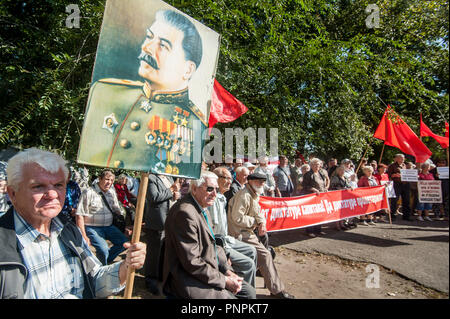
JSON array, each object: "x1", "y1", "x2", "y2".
[
  {"x1": 373, "y1": 106, "x2": 432, "y2": 162},
  {"x1": 420, "y1": 114, "x2": 449, "y2": 149},
  {"x1": 445, "y1": 122, "x2": 449, "y2": 138},
  {"x1": 208, "y1": 79, "x2": 248, "y2": 132}
]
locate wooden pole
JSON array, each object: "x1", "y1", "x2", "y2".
[
  {"x1": 378, "y1": 143, "x2": 386, "y2": 164},
  {"x1": 123, "y1": 172, "x2": 149, "y2": 299}
]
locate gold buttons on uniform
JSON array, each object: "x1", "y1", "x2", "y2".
[
  {"x1": 119, "y1": 139, "x2": 130, "y2": 148},
  {"x1": 130, "y1": 121, "x2": 140, "y2": 131}
]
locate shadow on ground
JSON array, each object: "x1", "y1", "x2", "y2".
[{"x1": 268, "y1": 227, "x2": 410, "y2": 248}]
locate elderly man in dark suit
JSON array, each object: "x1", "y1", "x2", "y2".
[
  {"x1": 143, "y1": 173, "x2": 180, "y2": 295},
  {"x1": 162, "y1": 171, "x2": 256, "y2": 299}
]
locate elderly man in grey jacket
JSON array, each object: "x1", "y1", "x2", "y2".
[{"x1": 209, "y1": 166, "x2": 257, "y2": 287}]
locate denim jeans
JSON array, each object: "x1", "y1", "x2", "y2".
[{"x1": 85, "y1": 225, "x2": 128, "y2": 265}]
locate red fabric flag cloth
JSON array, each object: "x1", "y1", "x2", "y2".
[
  {"x1": 208, "y1": 79, "x2": 248, "y2": 131},
  {"x1": 420, "y1": 114, "x2": 449, "y2": 149},
  {"x1": 373, "y1": 105, "x2": 432, "y2": 163},
  {"x1": 445, "y1": 122, "x2": 449, "y2": 138}
]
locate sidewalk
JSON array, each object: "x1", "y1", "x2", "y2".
[{"x1": 268, "y1": 219, "x2": 449, "y2": 293}]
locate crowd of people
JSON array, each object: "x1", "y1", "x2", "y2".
[{"x1": 0, "y1": 148, "x2": 448, "y2": 299}]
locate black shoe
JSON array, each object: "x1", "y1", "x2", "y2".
[
  {"x1": 402, "y1": 217, "x2": 414, "y2": 221},
  {"x1": 271, "y1": 291, "x2": 295, "y2": 299}
]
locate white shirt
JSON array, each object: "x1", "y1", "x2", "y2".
[
  {"x1": 76, "y1": 184, "x2": 124, "y2": 227},
  {"x1": 208, "y1": 193, "x2": 235, "y2": 247}
]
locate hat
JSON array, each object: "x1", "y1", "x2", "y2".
[
  {"x1": 243, "y1": 162, "x2": 256, "y2": 168},
  {"x1": 247, "y1": 172, "x2": 267, "y2": 181}
]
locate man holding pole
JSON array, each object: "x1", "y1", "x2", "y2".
[{"x1": 0, "y1": 148, "x2": 146, "y2": 299}]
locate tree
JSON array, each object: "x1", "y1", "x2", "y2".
[{"x1": 1, "y1": 0, "x2": 448, "y2": 164}]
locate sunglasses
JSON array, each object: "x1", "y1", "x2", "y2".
[{"x1": 205, "y1": 186, "x2": 220, "y2": 193}]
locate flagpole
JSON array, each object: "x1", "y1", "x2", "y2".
[
  {"x1": 356, "y1": 140, "x2": 372, "y2": 174},
  {"x1": 124, "y1": 172, "x2": 149, "y2": 299},
  {"x1": 379, "y1": 143, "x2": 385, "y2": 164}
]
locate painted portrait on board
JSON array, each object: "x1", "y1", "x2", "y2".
[{"x1": 77, "y1": 0, "x2": 220, "y2": 179}]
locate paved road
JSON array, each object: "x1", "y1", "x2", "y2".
[{"x1": 268, "y1": 219, "x2": 449, "y2": 293}]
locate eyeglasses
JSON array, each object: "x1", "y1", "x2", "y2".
[
  {"x1": 218, "y1": 175, "x2": 232, "y2": 181},
  {"x1": 205, "y1": 186, "x2": 220, "y2": 193}
]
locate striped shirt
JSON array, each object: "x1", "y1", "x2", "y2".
[
  {"x1": 76, "y1": 184, "x2": 124, "y2": 227},
  {"x1": 14, "y1": 210, "x2": 125, "y2": 298}
]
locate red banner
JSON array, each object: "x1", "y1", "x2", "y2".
[{"x1": 259, "y1": 186, "x2": 389, "y2": 232}]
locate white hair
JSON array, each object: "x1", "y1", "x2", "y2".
[
  {"x1": 189, "y1": 170, "x2": 218, "y2": 192},
  {"x1": 6, "y1": 148, "x2": 68, "y2": 190},
  {"x1": 309, "y1": 158, "x2": 322, "y2": 166},
  {"x1": 235, "y1": 166, "x2": 249, "y2": 175},
  {"x1": 362, "y1": 165, "x2": 374, "y2": 174},
  {"x1": 258, "y1": 156, "x2": 268, "y2": 164},
  {"x1": 301, "y1": 164, "x2": 310, "y2": 170}
]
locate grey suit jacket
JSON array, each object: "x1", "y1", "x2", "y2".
[{"x1": 162, "y1": 194, "x2": 234, "y2": 299}]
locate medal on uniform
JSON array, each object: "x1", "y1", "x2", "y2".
[
  {"x1": 140, "y1": 99, "x2": 152, "y2": 113},
  {"x1": 102, "y1": 113, "x2": 118, "y2": 134},
  {"x1": 145, "y1": 131, "x2": 157, "y2": 145},
  {"x1": 174, "y1": 107, "x2": 190, "y2": 127},
  {"x1": 147, "y1": 115, "x2": 179, "y2": 174}
]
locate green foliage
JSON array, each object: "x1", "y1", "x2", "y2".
[{"x1": 1, "y1": 0, "x2": 448, "y2": 165}]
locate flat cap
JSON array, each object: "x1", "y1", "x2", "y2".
[{"x1": 247, "y1": 172, "x2": 267, "y2": 181}]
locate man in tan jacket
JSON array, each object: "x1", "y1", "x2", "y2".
[{"x1": 228, "y1": 172, "x2": 295, "y2": 299}]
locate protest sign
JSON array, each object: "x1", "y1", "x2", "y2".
[
  {"x1": 259, "y1": 186, "x2": 389, "y2": 232},
  {"x1": 380, "y1": 180, "x2": 396, "y2": 198},
  {"x1": 418, "y1": 180, "x2": 442, "y2": 203},
  {"x1": 75, "y1": 0, "x2": 221, "y2": 299},
  {"x1": 77, "y1": 0, "x2": 220, "y2": 179},
  {"x1": 400, "y1": 169, "x2": 418, "y2": 182},
  {"x1": 437, "y1": 167, "x2": 449, "y2": 179}
]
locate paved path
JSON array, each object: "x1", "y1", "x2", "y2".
[{"x1": 268, "y1": 219, "x2": 449, "y2": 293}]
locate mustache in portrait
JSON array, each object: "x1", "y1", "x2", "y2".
[{"x1": 138, "y1": 52, "x2": 159, "y2": 70}]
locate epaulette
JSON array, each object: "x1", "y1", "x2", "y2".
[
  {"x1": 188, "y1": 101, "x2": 208, "y2": 127},
  {"x1": 98, "y1": 78, "x2": 144, "y2": 87}
]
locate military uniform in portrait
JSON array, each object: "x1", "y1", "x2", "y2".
[{"x1": 78, "y1": 79, "x2": 207, "y2": 178}]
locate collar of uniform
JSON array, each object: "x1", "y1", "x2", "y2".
[
  {"x1": 14, "y1": 209, "x2": 64, "y2": 249},
  {"x1": 143, "y1": 81, "x2": 189, "y2": 106}
]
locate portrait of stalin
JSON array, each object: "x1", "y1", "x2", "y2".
[{"x1": 78, "y1": 9, "x2": 207, "y2": 177}]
